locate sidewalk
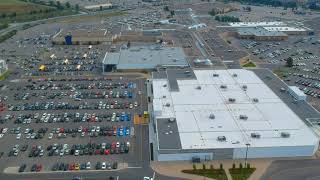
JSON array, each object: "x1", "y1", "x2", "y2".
[{"x1": 151, "y1": 159, "x2": 273, "y2": 180}]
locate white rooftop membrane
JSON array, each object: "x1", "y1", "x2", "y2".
[{"x1": 153, "y1": 69, "x2": 318, "y2": 150}]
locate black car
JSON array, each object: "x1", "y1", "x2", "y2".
[
  {"x1": 31, "y1": 164, "x2": 37, "y2": 172},
  {"x1": 19, "y1": 164, "x2": 26, "y2": 172}
]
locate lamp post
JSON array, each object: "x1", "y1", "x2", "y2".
[{"x1": 245, "y1": 143, "x2": 250, "y2": 168}]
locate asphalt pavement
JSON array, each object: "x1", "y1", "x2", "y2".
[{"x1": 261, "y1": 159, "x2": 320, "y2": 180}]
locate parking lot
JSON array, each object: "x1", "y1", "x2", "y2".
[{"x1": 0, "y1": 68, "x2": 147, "y2": 173}]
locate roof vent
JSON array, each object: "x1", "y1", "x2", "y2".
[
  {"x1": 242, "y1": 85, "x2": 247, "y2": 90},
  {"x1": 213, "y1": 73, "x2": 219, "y2": 77},
  {"x1": 220, "y1": 85, "x2": 227, "y2": 89},
  {"x1": 165, "y1": 103, "x2": 170, "y2": 107},
  {"x1": 233, "y1": 73, "x2": 238, "y2": 77},
  {"x1": 217, "y1": 136, "x2": 226, "y2": 141},
  {"x1": 239, "y1": 115, "x2": 248, "y2": 120},
  {"x1": 168, "y1": 118, "x2": 176, "y2": 122},
  {"x1": 252, "y1": 98, "x2": 259, "y2": 103},
  {"x1": 251, "y1": 132, "x2": 261, "y2": 138},
  {"x1": 228, "y1": 98, "x2": 236, "y2": 103},
  {"x1": 196, "y1": 86, "x2": 201, "y2": 90},
  {"x1": 163, "y1": 84, "x2": 167, "y2": 87},
  {"x1": 163, "y1": 95, "x2": 166, "y2": 98},
  {"x1": 209, "y1": 114, "x2": 215, "y2": 119},
  {"x1": 281, "y1": 132, "x2": 290, "y2": 138}
]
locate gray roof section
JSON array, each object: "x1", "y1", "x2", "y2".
[
  {"x1": 103, "y1": 46, "x2": 189, "y2": 70},
  {"x1": 156, "y1": 118, "x2": 182, "y2": 150},
  {"x1": 237, "y1": 27, "x2": 288, "y2": 37}
]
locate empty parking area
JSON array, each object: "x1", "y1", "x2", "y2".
[{"x1": 0, "y1": 74, "x2": 147, "y2": 173}]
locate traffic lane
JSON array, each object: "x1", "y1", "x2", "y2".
[
  {"x1": 0, "y1": 167, "x2": 187, "y2": 180},
  {"x1": 261, "y1": 159, "x2": 320, "y2": 180}
]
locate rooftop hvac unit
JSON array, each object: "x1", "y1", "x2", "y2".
[
  {"x1": 162, "y1": 95, "x2": 166, "y2": 98},
  {"x1": 165, "y1": 103, "x2": 170, "y2": 107},
  {"x1": 242, "y1": 85, "x2": 247, "y2": 90},
  {"x1": 196, "y1": 86, "x2": 201, "y2": 90},
  {"x1": 163, "y1": 84, "x2": 167, "y2": 87},
  {"x1": 220, "y1": 85, "x2": 227, "y2": 89},
  {"x1": 281, "y1": 132, "x2": 290, "y2": 138},
  {"x1": 228, "y1": 98, "x2": 236, "y2": 103},
  {"x1": 252, "y1": 98, "x2": 259, "y2": 103},
  {"x1": 209, "y1": 114, "x2": 215, "y2": 119},
  {"x1": 239, "y1": 115, "x2": 248, "y2": 120},
  {"x1": 217, "y1": 136, "x2": 226, "y2": 142},
  {"x1": 251, "y1": 133, "x2": 261, "y2": 138},
  {"x1": 213, "y1": 73, "x2": 219, "y2": 77},
  {"x1": 168, "y1": 118, "x2": 176, "y2": 123}
]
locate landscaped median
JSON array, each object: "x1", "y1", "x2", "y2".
[
  {"x1": 182, "y1": 164, "x2": 228, "y2": 180},
  {"x1": 229, "y1": 163, "x2": 256, "y2": 180},
  {"x1": 182, "y1": 163, "x2": 256, "y2": 180}
]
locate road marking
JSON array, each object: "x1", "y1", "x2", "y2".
[
  {"x1": 116, "y1": 176, "x2": 119, "y2": 180},
  {"x1": 152, "y1": 172, "x2": 155, "y2": 179}
]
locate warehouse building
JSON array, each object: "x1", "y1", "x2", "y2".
[
  {"x1": 237, "y1": 27, "x2": 288, "y2": 41},
  {"x1": 226, "y1": 21, "x2": 313, "y2": 41},
  {"x1": 151, "y1": 69, "x2": 319, "y2": 161},
  {"x1": 102, "y1": 46, "x2": 189, "y2": 72}
]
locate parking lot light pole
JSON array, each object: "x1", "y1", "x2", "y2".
[{"x1": 245, "y1": 143, "x2": 250, "y2": 168}]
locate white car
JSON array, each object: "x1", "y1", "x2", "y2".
[
  {"x1": 48, "y1": 133, "x2": 53, "y2": 139},
  {"x1": 86, "y1": 162, "x2": 91, "y2": 169},
  {"x1": 102, "y1": 162, "x2": 106, "y2": 170},
  {"x1": 116, "y1": 142, "x2": 120, "y2": 148},
  {"x1": 75, "y1": 150, "x2": 79, "y2": 156},
  {"x1": 16, "y1": 133, "x2": 21, "y2": 139},
  {"x1": 0, "y1": 134, "x2": 4, "y2": 138},
  {"x1": 126, "y1": 141, "x2": 130, "y2": 147},
  {"x1": 2, "y1": 128, "x2": 8, "y2": 134}
]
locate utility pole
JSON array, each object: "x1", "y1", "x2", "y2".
[{"x1": 245, "y1": 143, "x2": 250, "y2": 168}]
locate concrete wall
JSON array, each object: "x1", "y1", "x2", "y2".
[
  {"x1": 158, "y1": 153, "x2": 213, "y2": 161},
  {"x1": 233, "y1": 145, "x2": 318, "y2": 159}
]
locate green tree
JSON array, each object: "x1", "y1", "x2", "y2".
[
  {"x1": 202, "y1": 164, "x2": 206, "y2": 170},
  {"x1": 75, "y1": 4, "x2": 80, "y2": 12},
  {"x1": 100, "y1": 5, "x2": 103, "y2": 11},
  {"x1": 209, "y1": 9, "x2": 216, "y2": 16},
  {"x1": 239, "y1": 163, "x2": 243, "y2": 169},
  {"x1": 193, "y1": 164, "x2": 197, "y2": 170},
  {"x1": 1, "y1": 13, "x2": 6, "y2": 19},
  {"x1": 220, "y1": 163, "x2": 223, "y2": 170},
  {"x1": 246, "y1": 163, "x2": 251, "y2": 169},
  {"x1": 65, "y1": 2, "x2": 71, "y2": 8},
  {"x1": 232, "y1": 163, "x2": 236, "y2": 169},
  {"x1": 286, "y1": 57, "x2": 293, "y2": 67}
]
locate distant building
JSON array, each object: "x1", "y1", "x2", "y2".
[
  {"x1": 228, "y1": 21, "x2": 313, "y2": 41},
  {"x1": 102, "y1": 46, "x2": 189, "y2": 72},
  {"x1": 188, "y1": 23, "x2": 207, "y2": 30},
  {"x1": 84, "y1": 3, "x2": 113, "y2": 11},
  {"x1": 0, "y1": 59, "x2": 8, "y2": 75}
]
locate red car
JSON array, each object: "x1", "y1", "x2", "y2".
[
  {"x1": 36, "y1": 164, "x2": 42, "y2": 172},
  {"x1": 111, "y1": 142, "x2": 116, "y2": 149},
  {"x1": 104, "y1": 149, "x2": 110, "y2": 155},
  {"x1": 59, "y1": 128, "x2": 64, "y2": 133},
  {"x1": 69, "y1": 164, "x2": 74, "y2": 170}
]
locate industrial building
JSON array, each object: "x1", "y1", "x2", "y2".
[
  {"x1": 227, "y1": 21, "x2": 313, "y2": 41},
  {"x1": 0, "y1": 59, "x2": 8, "y2": 75},
  {"x1": 237, "y1": 27, "x2": 288, "y2": 41},
  {"x1": 102, "y1": 46, "x2": 189, "y2": 72},
  {"x1": 151, "y1": 69, "x2": 319, "y2": 161},
  {"x1": 84, "y1": 3, "x2": 113, "y2": 11}
]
